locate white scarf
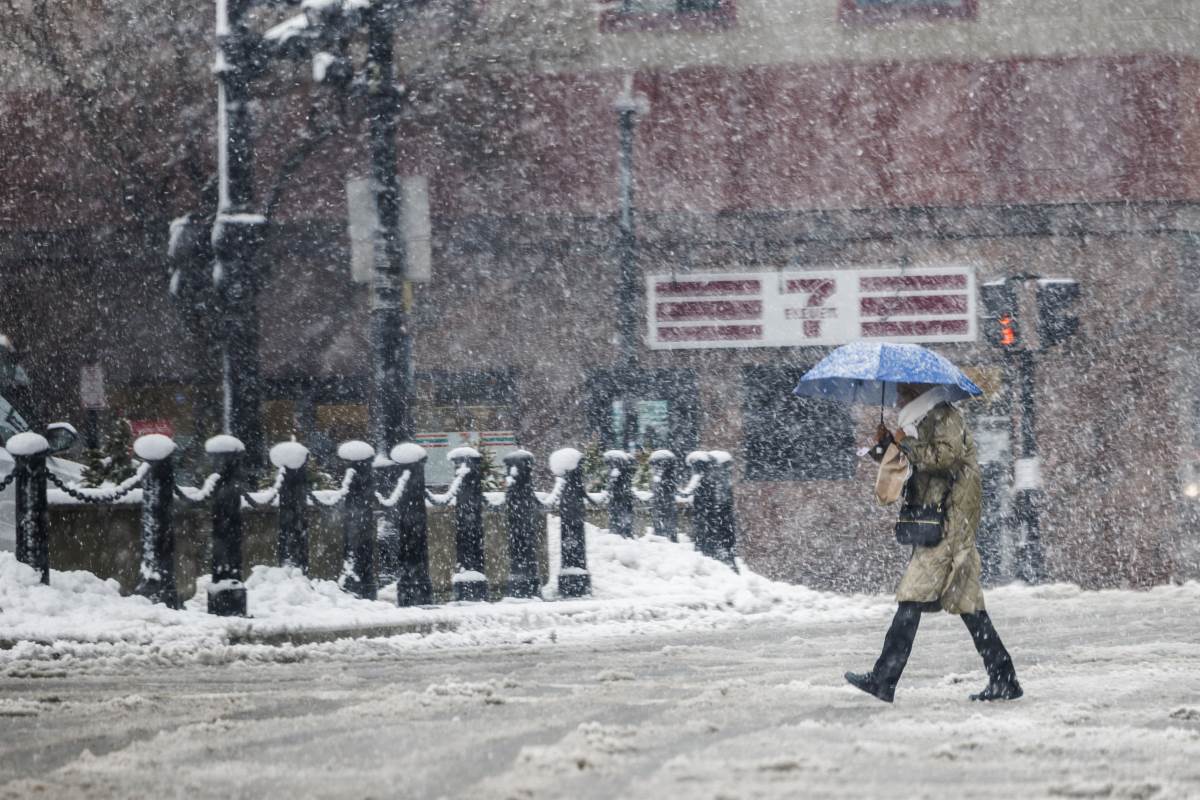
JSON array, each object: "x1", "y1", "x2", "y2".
[{"x1": 897, "y1": 385, "x2": 957, "y2": 440}]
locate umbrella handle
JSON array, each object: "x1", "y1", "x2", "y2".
[{"x1": 880, "y1": 384, "x2": 885, "y2": 425}]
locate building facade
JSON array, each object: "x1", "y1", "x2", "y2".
[{"x1": 3, "y1": 0, "x2": 1200, "y2": 590}]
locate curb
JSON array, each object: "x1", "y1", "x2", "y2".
[{"x1": 226, "y1": 620, "x2": 458, "y2": 647}]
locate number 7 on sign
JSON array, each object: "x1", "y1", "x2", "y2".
[{"x1": 785, "y1": 279, "x2": 836, "y2": 338}]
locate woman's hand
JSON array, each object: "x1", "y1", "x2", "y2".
[
  {"x1": 893, "y1": 427, "x2": 907, "y2": 444},
  {"x1": 874, "y1": 423, "x2": 890, "y2": 444}
]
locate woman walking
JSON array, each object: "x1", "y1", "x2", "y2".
[{"x1": 845, "y1": 381, "x2": 1022, "y2": 704}]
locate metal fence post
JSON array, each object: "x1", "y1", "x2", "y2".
[
  {"x1": 553, "y1": 448, "x2": 590, "y2": 598},
  {"x1": 451, "y1": 447, "x2": 488, "y2": 602},
  {"x1": 503, "y1": 449, "x2": 539, "y2": 598},
  {"x1": 133, "y1": 434, "x2": 180, "y2": 608},
  {"x1": 649, "y1": 450, "x2": 679, "y2": 542},
  {"x1": 391, "y1": 443, "x2": 432, "y2": 606},
  {"x1": 9, "y1": 432, "x2": 50, "y2": 585},
  {"x1": 708, "y1": 450, "x2": 739, "y2": 571},
  {"x1": 270, "y1": 441, "x2": 310, "y2": 573},
  {"x1": 207, "y1": 435, "x2": 247, "y2": 616},
  {"x1": 339, "y1": 441, "x2": 377, "y2": 600},
  {"x1": 604, "y1": 449, "x2": 636, "y2": 538},
  {"x1": 686, "y1": 451, "x2": 714, "y2": 559}
]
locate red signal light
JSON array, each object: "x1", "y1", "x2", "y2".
[{"x1": 999, "y1": 315, "x2": 1017, "y2": 347}]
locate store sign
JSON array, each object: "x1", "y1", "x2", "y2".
[
  {"x1": 840, "y1": 0, "x2": 977, "y2": 24},
  {"x1": 646, "y1": 266, "x2": 976, "y2": 350}
]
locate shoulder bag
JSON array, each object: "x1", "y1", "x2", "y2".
[{"x1": 894, "y1": 471, "x2": 954, "y2": 548}]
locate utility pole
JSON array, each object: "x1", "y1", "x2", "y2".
[
  {"x1": 365, "y1": 2, "x2": 412, "y2": 448},
  {"x1": 212, "y1": 0, "x2": 266, "y2": 464},
  {"x1": 614, "y1": 75, "x2": 648, "y2": 450}
]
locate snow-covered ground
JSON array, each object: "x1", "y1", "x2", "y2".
[
  {"x1": 2, "y1": 525, "x2": 1200, "y2": 798},
  {"x1": 0, "y1": 521, "x2": 888, "y2": 664}
]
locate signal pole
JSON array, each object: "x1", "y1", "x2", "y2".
[{"x1": 980, "y1": 275, "x2": 1079, "y2": 583}]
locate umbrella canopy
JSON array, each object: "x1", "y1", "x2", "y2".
[{"x1": 793, "y1": 341, "x2": 983, "y2": 407}]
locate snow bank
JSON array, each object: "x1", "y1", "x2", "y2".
[
  {"x1": 9, "y1": 524, "x2": 1195, "y2": 673},
  {"x1": 0, "y1": 519, "x2": 890, "y2": 668}
]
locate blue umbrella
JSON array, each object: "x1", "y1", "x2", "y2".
[{"x1": 793, "y1": 341, "x2": 982, "y2": 409}]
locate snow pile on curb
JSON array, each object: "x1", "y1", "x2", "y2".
[{"x1": 0, "y1": 522, "x2": 890, "y2": 666}]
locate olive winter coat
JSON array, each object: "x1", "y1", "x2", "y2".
[{"x1": 893, "y1": 403, "x2": 985, "y2": 615}]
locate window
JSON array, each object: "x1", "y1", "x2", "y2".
[
  {"x1": 742, "y1": 365, "x2": 856, "y2": 481},
  {"x1": 601, "y1": 0, "x2": 736, "y2": 32},
  {"x1": 585, "y1": 368, "x2": 699, "y2": 454}
]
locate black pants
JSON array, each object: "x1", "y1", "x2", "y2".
[{"x1": 872, "y1": 601, "x2": 1017, "y2": 693}]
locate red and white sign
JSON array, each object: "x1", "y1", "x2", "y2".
[
  {"x1": 130, "y1": 419, "x2": 175, "y2": 439},
  {"x1": 647, "y1": 266, "x2": 976, "y2": 350}
]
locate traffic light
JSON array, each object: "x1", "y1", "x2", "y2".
[
  {"x1": 980, "y1": 281, "x2": 1020, "y2": 349},
  {"x1": 1036, "y1": 279, "x2": 1079, "y2": 348}
]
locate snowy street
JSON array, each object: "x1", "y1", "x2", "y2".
[{"x1": 3, "y1": 581, "x2": 1199, "y2": 799}]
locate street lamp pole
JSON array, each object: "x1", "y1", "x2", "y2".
[
  {"x1": 212, "y1": 0, "x2": 267, "y2": 464},
  {"x1": 364, "y1": 2, "x2": 413, "y2": 448},
  {"x1": 614, "y1": 75, "x2": 648, "y2": 450}
]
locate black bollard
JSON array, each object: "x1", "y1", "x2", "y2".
[
  {"x1": 207, "y1": 435, "x2": 248, "y2": 616},
  {"x1": 451, "y1": 447, "x2": 488, "y2": 602},
  {"x1": 391, "y1": 443, "x2": 433, "y2": 606},
  {"x1": 604, "y1": 449, "x2": 636, "y2": 539},
  {"x1": 686, "y1": 451, "x2": 714, "y2": 559},
  {"x1": 707, "y1": 451, "x2": 739, "y2": 571},
  {"x1": 133, "y1": 434, "x2": 180, "y2": 608},
  {"x1": 338, "y1": 440, "x2": 377, "y2": 600},
  {"x1": 503, "y1": 449, "x2": 540, "y2": 598},
  {"x1": 649, "y1": 450, "x2": 679, "y2": 542},
  {"x1": 553, "y1": 448, "x2": 590, "y2": 598},
  {"x1": 9, "y1": 432, "x2": 50, "y2": 584},
  {"x1": 373, "y1": 452, "x2": 401, "y2": 587},
  {"x1": 270, "y1": 441, "x2": 310, "y2": 573}
]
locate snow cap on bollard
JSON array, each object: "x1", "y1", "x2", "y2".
[
  {"x1": 390, "y1": 442, "x2": 428, "y2": 465},
  {"x1": 269, "y1": 441, "x2": 309, "y2": 470},
  {"x1": 686, "y1": 450, "x2": 713, "y2": 466},
  {"x1": 503, "y1": 448, "x2": 534, "y2": 465},
  {"x1": 205, "y1": 434, "x2": 245, "y2": 454},
  {"x1": 603, "y1": 449, "x2": 635, "y2": 463},
  {"x1": 448, "y1": 446, "x2": 481, "y2": 461},
  {"x1": 709, "y1": 450, "x2": 733, "y2": 465},
  {"x1": 549, "y1": 447, "x2": 583, "y2": 476},
  {"x1": 4, "y1": 432, "x2": 49, "y2": 456},
  {"x1": 649, "y1": 449, "x2": 677, "y2": 463},
  {"x1": 337, "y1": 440, "x2": 375, "y2": 463},
  {"x1": 133, "y1": 434, "x2": 176, "y2": 462}
]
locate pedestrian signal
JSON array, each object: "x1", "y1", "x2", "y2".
[
  {"x1": 980, "y1": 282, "x2": 1020, "y2": 349},
  {"x1": 1036, "y1": 279, "x2": 1079, "y2": 348}
]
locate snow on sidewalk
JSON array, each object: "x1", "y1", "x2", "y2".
[{"x1": 0, "y1": 521, "x2": 889, "y2": 667}]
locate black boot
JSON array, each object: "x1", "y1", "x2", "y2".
[
  {"x1": 962, "y1": 610, "x2": 1023, "y2": 701},
  {"x1": 846, "y1": 602, "x2": 923, "y2": 703},
  {"x1": 844, "y1": 670, "x2": 893, "y2": 703}
]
